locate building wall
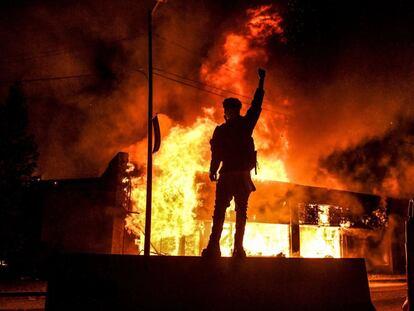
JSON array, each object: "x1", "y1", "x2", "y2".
[{"x1": 38, "y1": 152, "x2": 133, "y2": 255}]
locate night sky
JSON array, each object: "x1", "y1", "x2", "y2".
[{"x1": 1, "y1": 0, "x2": 413, "y2": 196}]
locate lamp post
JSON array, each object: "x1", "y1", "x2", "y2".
[{"x1": 144, "y1": 0, "x2": 165, "y2": 257}]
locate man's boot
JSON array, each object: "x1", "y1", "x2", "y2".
[
  {"x1": 202, "y1": 214, "x2": 225, "y2": 258},
  {"x1": 233, "y1": 212, "x2": 247, "y2": 258}
]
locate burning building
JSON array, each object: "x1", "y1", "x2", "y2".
[
  {"x1": 2, "y1": 1, "x2": 413, "y2": 278},
  {"x1": 118, "y1": 4, "x2": 409, "y2": 273},
  {"x1": 123, "y1": 155, "x2": 407, "y2": 273},
  {"x1": 28, "y1": 151, "x2": 406, "y2": 275}
]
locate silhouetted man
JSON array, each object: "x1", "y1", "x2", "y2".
[{"x1": 202, "y1": 68, "x2": 266, "y2": 258}]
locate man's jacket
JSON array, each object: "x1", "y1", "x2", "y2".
[{"x1": 210, "y1": 88, "x2": 264, "y2": 174}]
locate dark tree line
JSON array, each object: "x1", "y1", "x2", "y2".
[{"x1": 0, "y1": 82, "x2": 39, "y2": 263}]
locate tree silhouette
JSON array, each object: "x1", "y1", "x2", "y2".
[{"x1": 0, "y1": 82, "x2": 38, "y2": 262}]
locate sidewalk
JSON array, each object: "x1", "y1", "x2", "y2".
[
  {"x1": 369, "y1": 275, "x2": 407, "y2": 311},
  {"x1": 0, "y1": 274, "x2": 408, "y2": 311},
  {"x1": 369, "y1": 274, "x2": 407, "y2": 288},
  {"x1": 0, "y1": 279, "x2": 46, "y2": 311}
]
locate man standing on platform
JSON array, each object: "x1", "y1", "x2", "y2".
[{"x1": 202, "y1": 68, "x2": 266, "y2": 258}]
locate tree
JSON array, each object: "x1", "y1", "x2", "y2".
[{"x1": 0, "y1": 82, "x2": 39, "y2": 262}]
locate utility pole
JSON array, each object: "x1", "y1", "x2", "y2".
[{"x1": 144, "y1": 0, "x2": 165, "y2": 257}]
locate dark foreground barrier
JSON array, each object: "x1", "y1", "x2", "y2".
[{"x1": 46, "y1": 255, "x2": 374, "y2": 311}]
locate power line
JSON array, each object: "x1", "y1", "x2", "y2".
[
  {"x1": 153, "y1": 34, "x2": 198, "y2": 56},
  {"x1": 0, "y1": 31, "x2": 241, "y2": 74},
  {"x1": 153, "y1": 71, "x2": 226, "y2": 97},
  {"x1": 153, "y1": 34, "x2": 238, "y2": 74},
  {"x1": 153, "y1": 71, "x2": 286, "y2": 115},
  {"x1": 0, "y1": 47, "x2": 83, "y2": 64},
  {"x1": 153, "y1": 67, "x2": 250, "y2": 99},
  {"x1": 0, "y1": 69, "x2": 225, "y2": 98},
  {"x1": 0, "y1": 69, "x2": 288, "y2": 115},
  {"x1": 153, "y1": 67, "x2": 289, "y2": 114},
  {"x1": 0, "y1": 32, "x2": 146, "y2": 65},
  {"x1": 1, "y1": 48, "x2": 70, "y2": 62},
  {"x1": 0, "y1": 73, "x2": 95, "y2": 84},
  {"x1": 0, "y1": 2, "x2": 245, "y2": 75}
]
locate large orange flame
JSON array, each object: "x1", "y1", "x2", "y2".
[{"x1": 125, "y1": 5, "x2": 340, "y2": 257}]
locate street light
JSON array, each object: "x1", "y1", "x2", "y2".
[{"x1": 144, "y1": 0, "x2": 166, "y2": 257}]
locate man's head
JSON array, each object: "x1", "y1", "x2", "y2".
[{"x1": 223, "y1": 97, "x2": 241, "y2": 121}]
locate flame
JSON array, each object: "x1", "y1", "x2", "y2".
[
  {"x1": 300, "y1": 225, "x2": 341, "y2": 258},
  {"x1": 299, "y1": 205, "x2": 341, "y2": 258},
  {"x1": 127, "y1": 115, "x2": 216, "y2": 254},
  {"x1": 125, "y1": 5, "x2": 340, "y2": 258},
  {"x1": 218, "y1": 222, "x2": 290, "y2": 257},
  {"x1": 201, "y1": 33, "x2": 251, "y2": 94},
  {"x1": 201, "y1": 4, "x2": 288, "y2": 183},
  {"x1": 201, "y1": 5, "x2": 284, "y2": 95},
  {"x1": 126, "y1": 108, "x2": 289, "y2": 254},
  {"x1": 126, "y1": 4, "x2": 291, "y2": 255},
  {"x1": 318, "y1": 204, "x2": 330, "y2": 226},
  {"x1": 246, "y1": 5, "x2": 284, "y2": 42}
]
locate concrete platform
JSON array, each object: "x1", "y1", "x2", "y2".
[{"x1": 46, "y1": 255, "x2": 374, "y2": 310}]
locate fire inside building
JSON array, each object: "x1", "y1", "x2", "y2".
[{"x1": 29, "y1": 152, "x2": 408, "y2": 274}]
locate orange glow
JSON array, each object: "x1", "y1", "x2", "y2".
[
  {"x1": 201, "y1": 33, "x2": 252, "y2": 95},
  {"x1": 126, "y1": 109, "x2": 289, "y2": 255},
  {"x1": 246, "y1": 5, "x2": 284, "y2": 42},
  {"x1": 126, "y1": 115, "x2": 216, "y2": 255},
  {"x1": 298, "y1": 204, "x2": 341, "y2": 258},
  {"x1": 201, "y1": 5, "x2": 284, "y2": 94},
  {"x1": 125, "y1": 5, "x2": 342, "y2": 258},
  {"x1": 219, "y1": 222, "x2": 290, "y2": 257},
  {"x1": 300, "y1": 225, "x2": 341, "y2": 258}
]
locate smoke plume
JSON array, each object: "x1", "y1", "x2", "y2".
[{"x1": 1, "y1": 0, "x2": 413, "y2": 198}]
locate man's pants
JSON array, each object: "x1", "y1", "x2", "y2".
[{"x1": 208, "y1": 172, "x2": 254, "y2": 250}]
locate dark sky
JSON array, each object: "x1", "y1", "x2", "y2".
[{"x1": 1, "y1": 0, "x2": 413, "y2": 195}]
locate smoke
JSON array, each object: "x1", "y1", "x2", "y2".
[
  {"x1": 342, "y1": 214, "x2": 401, "y2": 271},
  {"x1": 270, "y1": 1, "x2": 414, "y2": 194},
  {"x1": 1, "y1": 0, "x2": 414, "y2": 194},
  {"x1": 0, "y1": 0, "x2": 219, "y2": 178},
  {"x1": 284, "y1": 71, "x2": 414, "y2": 191},
  {"x1": 319, "y1": 115, "x2": 414, "y2": 197}
]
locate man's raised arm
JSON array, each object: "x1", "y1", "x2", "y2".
[{"x1": 246, "y1": 68, "x2": 266, "y2": 130}]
